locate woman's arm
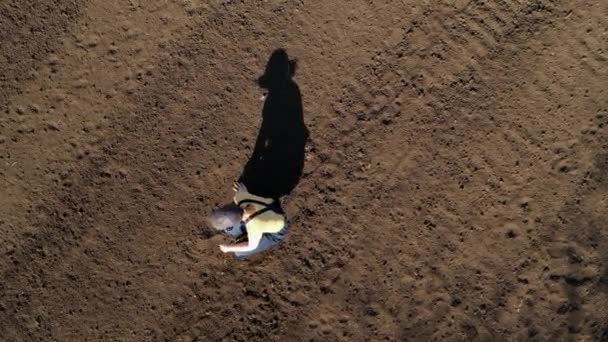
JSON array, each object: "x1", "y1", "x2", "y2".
[
  {"x1": 219, "y1": 231, "x2": 263, "y2": 253},
  {"x1": 232, "y1": 182, "x2": 272, "y2": 205}
]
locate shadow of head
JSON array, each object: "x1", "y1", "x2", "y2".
[{"x1": 257, "y1": 48, "x2": 297, "y2": 91}]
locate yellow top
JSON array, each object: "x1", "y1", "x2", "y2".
[{"x1": 233, "y1": 190, "x2": 285, "y2": 235}]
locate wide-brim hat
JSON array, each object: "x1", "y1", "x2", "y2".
[{"x1": 207, "y1": 202, "x2": 243, "y2": 230}]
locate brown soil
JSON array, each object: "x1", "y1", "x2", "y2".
[{"x1": 1, "y1": 0, "x2": 607, "y2": 341}]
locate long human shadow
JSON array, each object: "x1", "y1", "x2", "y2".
[{"x1": 239, "y1": 49, "x2": 309, "y2": 199}]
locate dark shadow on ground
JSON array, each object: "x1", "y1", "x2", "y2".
[{"x1": 239, "y1": 49, "x2": 309, "y2": 199}]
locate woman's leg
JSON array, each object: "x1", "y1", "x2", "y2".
[{"x1": 233, "y1": 233, "x2": 282, "y2": 260}]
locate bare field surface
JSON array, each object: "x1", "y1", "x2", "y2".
[{"x1": 1, "y1": 0, "x2": 607, "y2": 340}]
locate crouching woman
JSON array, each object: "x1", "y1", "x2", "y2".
[{"x1": 211, "y1": 182, "x2": 287, "y2": 260}]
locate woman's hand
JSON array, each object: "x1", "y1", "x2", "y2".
[
  {"x1": 219, "y1": 244, "x2": 231, "y2": 253},
  {"x1": 232, "y1": 181, "x2": 248, "y2": 193}
]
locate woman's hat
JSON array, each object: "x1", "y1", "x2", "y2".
[{"x1": 207, "y1": 202, "x2": 243, "y2": 231}]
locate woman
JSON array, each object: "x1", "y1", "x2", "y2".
[{"x1": 212, "y1": 182, "x2": 287, "y2": 259}]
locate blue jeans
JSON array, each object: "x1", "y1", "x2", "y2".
[{"x1": 224, "y1": 223, "x2": 287, "y2": 259}]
